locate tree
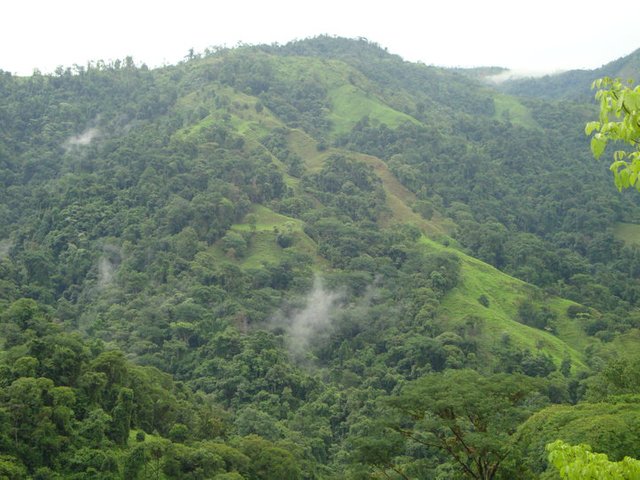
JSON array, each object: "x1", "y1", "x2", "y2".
[
  {"x1": 0, "y1": 455, "x2": 28, "y2": 479},
  {"x1": 547, "y1": 440, "x2": 640, "y2": 479},
  {"x1": 110, "y1": 387, "x2": 134, "y2": 445},
  {"x1": 512, "y1": 399, "x2": 640, "y2": 476},
  {"x1": 349, "y1": 419, "x2": 409, "y2": 479},
  {"x1": 236, "y1": 435, "x2": 301, "y2": 480},
  {"x1": 386, "y1": 369, "x2": 538, "y2": 480},
  {"x1": 586, "y1": 77, "x2": 640, "y2": 191}
]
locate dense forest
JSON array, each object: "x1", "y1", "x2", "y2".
[{"x1": 1, "y1": 36, "x2": 640, "y2": 479}]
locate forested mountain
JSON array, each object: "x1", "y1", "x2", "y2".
[
  {"x1": 496, "y1": 47, "x2": 640, "y2": 100},
  {"x1": 1, "y1": 36, "x2": 640, "y2": 479}
]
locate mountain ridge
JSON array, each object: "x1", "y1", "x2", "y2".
[{"x1": 495, "y1": 46, "x2": 640, "y2": 100}]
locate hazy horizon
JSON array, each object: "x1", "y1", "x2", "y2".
[{"x1": 2, "y1": 0, "x2": 639, "y2": 76}]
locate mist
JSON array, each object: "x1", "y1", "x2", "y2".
[
  {"x1": 273, "y1": 276, "x2": 343, "y2": 361},
  {"x1": 65, "y1": 127, "x2": 100, "y2": 148},
  {"x1": 98, "y1": 257, "x2": 115, "y2": 289},
  {"x1": 486, "y1": 68, "x2": 565, "y2": 84},
  {"x1": 0, "y1": 239, "x2": 12, "y2": 259},
  {"x1": 97, "y1": 244, "x2": 121, "y2": 289}
]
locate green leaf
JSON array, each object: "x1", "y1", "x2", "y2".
[
  {"x1": 590, "y1": 135, "x2": 607, "y2": 159},
  {"x1": 585, "y1": 122, "x2": 600, "y2": 135}
]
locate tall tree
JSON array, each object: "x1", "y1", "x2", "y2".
[{"x1": 386, "y1": 369, "x2": 539, "y2": 480}]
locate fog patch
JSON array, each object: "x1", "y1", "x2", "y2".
[
  {"x1": 486, "y1": 68, "x2": 565, "y2": 84},
  {"x1": 98, "y1": 244, "x2": 121, "y2": 289},
  {"x1": 272, "y1": 276, "x2": 344, "y2": 362},
  {"x1": 65, "y1": 127, "x2": 100, "y2": 149},
  {"x1": 0, "y1": 238, "x2": 12, "y2": 259}
]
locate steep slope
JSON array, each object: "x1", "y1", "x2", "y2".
[
  {"x1": 1, "y1": 37, "x2": 639, "y2": 478},
  {"x1": 282, "y1": 114, "x2": 590, "y2": 365},
  {"x1": 422, "y1": 236, "x2": 589, "y2": 369},
  {"x1": 0, "y1": 36, "x2": 626, "y2": 381}
]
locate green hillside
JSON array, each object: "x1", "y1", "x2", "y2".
[
  {"x1": 614, "y1": 222, "x2": 640, "y2": 247},
  {"x1": 0, "y1": 37, "x2": 639, "y2": 479},
  {"x1": 327, "y1": 84, "x2": 419, "y2": 136},
  {"x1": 497, "y1": 47, "x2": 640, "y2": 100}
]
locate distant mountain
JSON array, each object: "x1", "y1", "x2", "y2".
[{"x1": 496, "y1": 47, "x2": 640, "y2": 100}]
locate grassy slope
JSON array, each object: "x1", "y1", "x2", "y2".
[
  {"x1": 493, "y1": 93, "x2": 540, "y2": 129},
  {"x1": 350, "y1": 151, "x2": 454, "y2": 236},
  {"x1": 285, "y1": 83, "x2": 591, "y2": 368},
  {"x1": 170, "y1": 82, "x2": 322, "y2": 268},
  {"x1": 613, "y1": 222, "x2": 640, "y2": 247},
  {"x1": 235, "y1": 206, "x2": 322, "y2": 268},
  {"x1": 287, "y1": 128, "x2": 452, "y2": 236},
  {"x1": 173, "y1": 84, "x2": 301, "y2": 189},
  {"x1": 207, "y1": 205, "x2": 325, "y2": 269},
  {"x1": 419, "y1": 236, "x2": 590, "y2": 370},
  {"x1": 327, "y1": 84, "x2": 419, "y2": 137},
  {"x1": 271, "y1": 55, "x2": 420, "y2": 138},
  {"x1": 174, "y1": 54, "x2": 594, "y2": 369}
]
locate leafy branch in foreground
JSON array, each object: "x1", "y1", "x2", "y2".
[
  {"x1": 547, "y1": 440, "x2": 640, "y2": 479},
  {"x1": 586, "y1": 77, "x2": 640, "y2": 190}
]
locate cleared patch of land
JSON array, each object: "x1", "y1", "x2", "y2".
[{"x1": 614, "y1": 222, "x2": 640, "y2": 246}]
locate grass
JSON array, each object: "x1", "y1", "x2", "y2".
[
  {"x1": 350, "y1": 152, "x2": 451, "y2": 236},
  {"x1": 288, "y1": 129, "x2": 322, "y2": 164},
  {"x1": 209, "y1": 205, "x2": 325, "y2": 269},
  {"x1": 234, "y1": 205, "x2": 302, "y2": 232},
  {"x1": 327, "y1": 84, "x2": 419, "y2": 137},
  {"x1": 270, "y1": 55, "x2": 420, "y2": 138},
  {"x1": 419, "y1": 236, "x2": 590, "y2": 370},
  {"x1": 613, "y1": 222, "x2": 640, "y2": 246},
  {"x1": 598, "y1": 328, "x2": 640, "y2": 362},
  {"x1": 128, "y1": 429, "x2": 164, "y2": 444},
  {"x1": 493, "y1": 93, "x2": 540, "y2": 129}
]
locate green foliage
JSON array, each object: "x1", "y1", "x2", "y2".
[
  {"x1": 513, "y1": 399, "x2": 640, "y2": 476},
  {"x1": 221, "y1": 231, "x2": 248, "y2": 259},
  {"x1": 382, "y1": 369, "x2": 541, "y2": 480},
  {"x1": 304, "y1": 153, "x2": 386, "y2": 222},
  {"x1": 0, "y1": 455, "x2": 28, "y2": 479},
  {"x1": 2, "y1": 37, "x2": 640, "y2": 479},
  {"x1": 517, "y1": 300, "x2": 557, "y2": 332},
  {"x1": 585, "y1": 356, "x2": 640, "y2": 401},
  {"x1": 109, "y1": 387, "x2": 134, "y2": 445},
  {"x1": 547, "y1": 440, "x2": 640, "y2": 479},
  {"x1": 234, "y1": 435, "x2": 302, "y2": 480},
  {"x1": 587, "y1": 78, "x2": 640, "y2": 191},
  {"x1": 478, "y1": 294, "x2": 490, "y2": 308}
]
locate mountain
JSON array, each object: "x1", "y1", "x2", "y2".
[
  {"x1": 1, "y1": 36, "x2": 639, "y2": 479},
  {"x1": 496, "y1": 47, "x2": 640, "y2": 100}
]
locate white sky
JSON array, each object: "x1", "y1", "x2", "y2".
[{"x1": 2, "y1": 0, "x2": 639, "y2": 76}]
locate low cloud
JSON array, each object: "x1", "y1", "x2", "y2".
[
  {"x1": 65, "y1": 127, "x2": 100, "y2": 148},
  {"x1": 272, "y1": 276, "x2": 344, "y2": 361},
  {"x1": 97, "y1": 244, "x2": 121, "y2": 289},
  {"x1": 486, "y1": 68, "x2": 565, "y2": 84},
  {"x1": 0, "y1": 239, "x2": 12, "y2": 259}
]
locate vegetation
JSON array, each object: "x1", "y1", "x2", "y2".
[
  {"x1": 587, "y1": 77, "x2": 640, "y2": 191},
  {"x1": 1, "y1": 36, "x2": 639, "y2": 478},
  {"x1": 547, "y1": 440, "x2": 640, "y2": 479}
]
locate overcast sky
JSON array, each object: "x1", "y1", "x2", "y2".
[{"x1": 2, "y1": 0, "x2": 639, "y2": 76}]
